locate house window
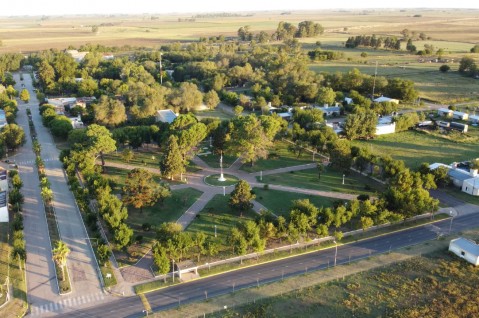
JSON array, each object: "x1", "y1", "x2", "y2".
[
  {"x1": 466, "y1": 187, "x2": 468, "y2": 191},
  {"x1": 461, "y1": 251, "x2": 465, "y2": 257}
]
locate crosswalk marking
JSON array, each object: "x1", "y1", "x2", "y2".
[{"x1": 29, "y1": 292, "x2": 106, "y2": 317}]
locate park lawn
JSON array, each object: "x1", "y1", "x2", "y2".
[
  {"x1": 126, "y1": 188, "x2": 203, "y2": 239},
  {"x1": 103, "y1": 148, "x2": 161, "y2": 169},
  {"x1": 102, "y1": 166, "x2": 168, "y2": 193},
  {"x1": 194, "y1": 109, "x2": 233, "y2": 121},
  {"x1": 260, "y1": 167, "x2": 383, "y2": 196},
  {"x1": 253, "y1": 188, "x2": 337, "y2": 217},
  {"x1": 186, "y1": 194, "x2": 257, "y2": 247},
  {"x1": 199, "y1": 153, "x2": 237, "y2": 169},
  {"x1": 352, "y1": 130, "x2": 479, "y2": 170},
  {"x1": 240, "y1": 140, "x2": 314, "y2": 173}
]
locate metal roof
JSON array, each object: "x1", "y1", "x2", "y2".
[
  {"x1": 450, "y1": 237, "x2": 479, "y2": 256},
  {"x1": 157, "y1": 109, "x2": 178, "y2": 124},
  {"x1": 448, "y1": 169, "x2": 472, "y2": 182}
]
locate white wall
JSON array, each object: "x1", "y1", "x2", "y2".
[
  {"x1": 376, "y1": 123, "x2": 396, "y2": 136},
  {"x1": 0, "y1": 206, "x2": 8, "y2": 222}
]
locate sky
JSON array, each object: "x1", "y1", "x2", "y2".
[{"x1": 2, "y1": 0, "x2": 479, "y2": 16}]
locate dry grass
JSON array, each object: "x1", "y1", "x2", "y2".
[{"x1": 1, "y1": 9, "x2": 479, "y2": 53}]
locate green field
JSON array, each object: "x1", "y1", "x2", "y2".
[
  {"x1": 102, "y1": 166, "x2": 164, "y2": 193},
  {"x1": 127, "y1": 187, "x2": 203, "y2": 236},
  {"x1": 186, "y1": 194, "x2": 257, "y2": 248},
  {"x1": 240, "y1": 140, "x2": 314, "y2": 173},
  {"x1": 253, "y1": 188, "x2": 336, "y2": 217},
  {"x1": 198, "y1": 152, "x2": 237, "y2": 169},
  {"x1": 103, "y1": 149, "x2": 161, "y2": 170},
  {"x1": 260, "y1": 167, "x2": 383, "y2": 196},
  {"x1": 194, "y1": 109, "x2": 233, "y2": 121},
  {"x1": 352, "y1": 130, "x2": 479, "y2": 169}
]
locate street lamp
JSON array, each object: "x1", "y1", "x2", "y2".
[
  {"x1": 449, "y1": 210, "x2": 454, "y2": 234},
  {"x1": 223, "y1": 186, "x2": 226, "y2": 196},
  {"x1": 214, "y1": 225, "x2": 217, "y2": 238},
  {"x1": 342, "y1": 174, "x2": 345, "y2": 185},
  {"x1": 333, "y1": 240, "x2": 338, "y2": 267},
  {"x1": 159, "y1": 52, "x2": 163, "y2": 85}
]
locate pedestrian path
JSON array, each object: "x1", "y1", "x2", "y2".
[{"x1": 29, "y1": 292, "x2": 105, "y2": 317}]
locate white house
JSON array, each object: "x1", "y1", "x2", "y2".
[
  {"x1": 0, "y1": 109, "x2": 7, "y2": 128},
  {"x1": 315, "y1": 104, "x2": 341, "y2": 116},
  {"x1": 155, "y1": 109, "x2": 178, "y2": 124},
  {"x1": 431, "y1": 163, "x2": 479, "y2": 196},
  {"x1": 47, "y1": 97, "x2": 78, "y2": 114},
  {"x1": 376, "y1": 122, "x2": 396, "y2": 135},
  {"x1": 469, "y1": 115, "x2": 479, "y2": 124},
  {"x1": 373, "y1": 96, "x2": 399, "y2": 104},
  {"x1": 70, "y1": 116, "x2": 84, "y2": 129},
  {"x1": 462, "y1": 177, "x2": 479, "y2": 196},
  {"x1": 66, "y1": 50, "x2": 89, "y2": 62},
  {"x1": 452, "y1": 111, "x2": 469, "y2": 121},
  {"x1": 437, "y1": 108, "x2": 453, "y2": 117},
  {"x1": 449, "y1": 237, "x2": 479, "y2": 266}
]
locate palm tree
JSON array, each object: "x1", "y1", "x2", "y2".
[
  {"x1": 11, "y1": 246, "x2": 26, "y2": 270},
  {"x1": 52, "y1": 241, "x2": 70, "y2": 281}
]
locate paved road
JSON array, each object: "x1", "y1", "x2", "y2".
[
  {"x1": 17, "y1": 73, "x2": 105, "y2": 316},
  {"x1": 58, "y1": 210, "x2": 479, "y2": 318},
  {"x1": 13, "y1": 74, "x2": 59, "y2": 308}
]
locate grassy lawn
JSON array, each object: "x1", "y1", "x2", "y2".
[
  {"x1": 254, "y1": 188, "x2": 337, "y2": 217},
  {"x1": 352, "y1": 130, "x2": 479, "y2": 170},
  {"x1": 194, "y1": 109, "x2": 233, "y2": 121},
  {"x1": 198, "y1": 152, "x2": 237, "y2": 169},
  {"x1": 260, "y1": 167, "x2": 383, "y2": 196},
  {"x1": 102, "y1": 166, "x2": 166, "y2": 193},
  {"x1": 204, "y1": 174, "x2": 239, "y2": 187},
  {"x1": 186, "y1": 194, "x2": 257, "y2": 246},
  {"x1": 103, "y1": 148, "x2": 162, "y2": 169},
  {"x1": 240, "y1": 140, "x2": 314, "y2": 173},
  {"x1": 127, "y1": 188, "x2": 203, "y2": 237},
  {"x1": 442, "y1": 186, "x2": 479, "y2": 206}
]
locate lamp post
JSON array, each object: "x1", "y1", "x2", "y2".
[
  {"x1": 214, "y1": 225, "x2": 217, "y2": 238},
  {"x1": 159, "y1": 52, "x2": 163, "y2": 85},
  {"x1": 342, "y1": 174, "x2": 345, "y2": 185},
  {"x1": 449, "y1": 210, "x2": 454, "y2": 234},
  {"x1": 333, "y1": 240, "x2": 338, "y2": 267},
  {"x1": 260, "y1": 171, "x2": 262, "y2": 181},
  {"x1": 223, "y1": 186, "x2": 226, "y2": 196}
]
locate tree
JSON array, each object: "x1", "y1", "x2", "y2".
[
  {"x1": 97, "y1": 244, "x2": 111, "y2": 266},
  {"x1": 153, "y1": 246, "x2": 170, "y2": 282},
  {"x1": 161, "y1": 135, "x2": 185, "y2": 180},
  {"x1": 193, "y1": 232, "x2": 207, "y2": 262},
  {"x1": 360, "y1": 216, "x2": 374, "y2": 231},
  {"x1": 121, "y1": 148, "x2": 134, "y2": 163},
  {"x1": 296, "y1": 21, "x2": 324, "y2": 38},
  {"x1": 203, "y1": 90, "x2": 220, "y2": 109},
  {"x1": 471, "y1": 44, "x2": 479, "y2": 53},
  {"x1": 458, "y1": 56, "x2": 477, "y2": 76},
  {"x1": 343, "y1": 111, "x2": 378, "y2": 140},
  {"x1": 229, "y1": 180, "x2": 255, "y2": 214},
  {"x1": 50, "y1": 116, "x2": 73, "y2": 138},
  {"x1": 317, "y1": 87, "x2": 336, "y2": 106},
  {"x1": 227, "y1": 115, "x2": 275, "y2": 166},
  {"x1": 122, "y1": 168, "x2": 171, "y2": 213},
  {"x1": 1, "y1": 123, "x2": 25, "y2": 150},
  {"x1": 100, "y1": 194, "x2": 128, "y2": 229},
  {"x1": 52, "y1": 241, "x2": 70, "y2": 281},
  {"x1": 439, "y1": 64, "x2": 451, "y2": 73},
  {"x1": 171, "y1": 82, "x2": 203, "y2": 111},
  {"x1": 233, "y1": 105, "x2": 243, "y2": 116},
  {"x1": 19, "y1": 88, "x2": 29, "y2": 103},
  {"x1": 327, "y1": 139, "x2": 353, "y2": 173},
  {"x1": 94, "y1": 95, "x2": 127, "y2": 127},
  {"x1": 114, "y1": 223, "x2": 133, "y2": 249}
]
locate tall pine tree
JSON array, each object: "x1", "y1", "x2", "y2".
[{"x1": 162, "y1": 135, "x2": 185, "y2": 180}]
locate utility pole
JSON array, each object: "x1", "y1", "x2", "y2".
[
  {"x1": 159, "y1": 52, "x2": 163, "y2": 85},
  {"x1": 371, "y1": 61, "x2": 378, "y2": 100}
]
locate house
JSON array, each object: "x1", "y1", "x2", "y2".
[
  {"x1": 0, "y1": 169, "x2": 7, "y2": 192},
  {"x1": 277, "y1": 112, "x2": 293, "y2": 121},
  {"x1": 373, "y1": 96, "x2": 399, "y2": 104},
  {"x1": 376, "y1": 122, "x2": 396, "y2": 135},
  {"x1": 66, "y1": 50, "x2": 89, "y2": 62},
  {"x1": 155, "y1": 109, "x2": 178, "y2": 124},
  {"x1": 437, "y1": 108, "x2": 453, "y2": 117},
  {"x1": 448, "y1": 167, "x2": 472, "y2": 188},
  {"x1": 0, "y1": 109, "x2": 7, "y2": 128},
  {"x1": 47, "y1": 97, "x2": 78, "y2": 114},
  {"x1": 452, "y1": 111, "x2": 469, "y2": 121},
  {"x1": 315, "y1": 104, "x2": 341, "y2": 117},
  {"x1": 70, "y1": 116, "x2": 84, "y2": 129},
  {"x1": 76, "y1": 97, "x2": 97, "y2": 108},
  {"x1": 469, "y1": 115, "x2": 479, "y2": 124},
  {"x1": 462, "y1": 175, "x2": 479, "y2": 196},
  {"x1": 449, "y1": 237, "x2": 479, "y2": 266}
]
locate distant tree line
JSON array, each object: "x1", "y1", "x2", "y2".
[{"x1": 345, "y1": 35, "x2": 401, "y2": 50}]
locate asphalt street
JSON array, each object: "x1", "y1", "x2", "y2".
[{"x1": 60, "y1": 211, "x2": 479, "y2": 318}]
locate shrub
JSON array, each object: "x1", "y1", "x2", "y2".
[
  {"x1": 142, "y1": 223, "x2": 152, "y2": 231},
  {"x1": 263, "y1": 184, "x2": 269, "y2": 190}
]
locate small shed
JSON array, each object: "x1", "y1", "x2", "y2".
[
  {"x1": 0, "y1": 191, "x2": 7, "y2": 223},
  {"x1": 449, "y1": 237, "x2": 479, "y2": 266},
  {"x1": 437, "y1": 108, "x2": 453, "y2": 117},
  {"x1": 375, "y1": 122, "x2": 396, "y2": 135},
  {"x1": 315, "y1": 105, "x2": 341, "y2": 116},
  {"x1": 175, "y1": 260, "x2": 199, "y2": 281}
]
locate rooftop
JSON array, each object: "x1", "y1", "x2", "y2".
[{"x1": 451, "y1": 237, "x2": 479, "y2": 256}]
